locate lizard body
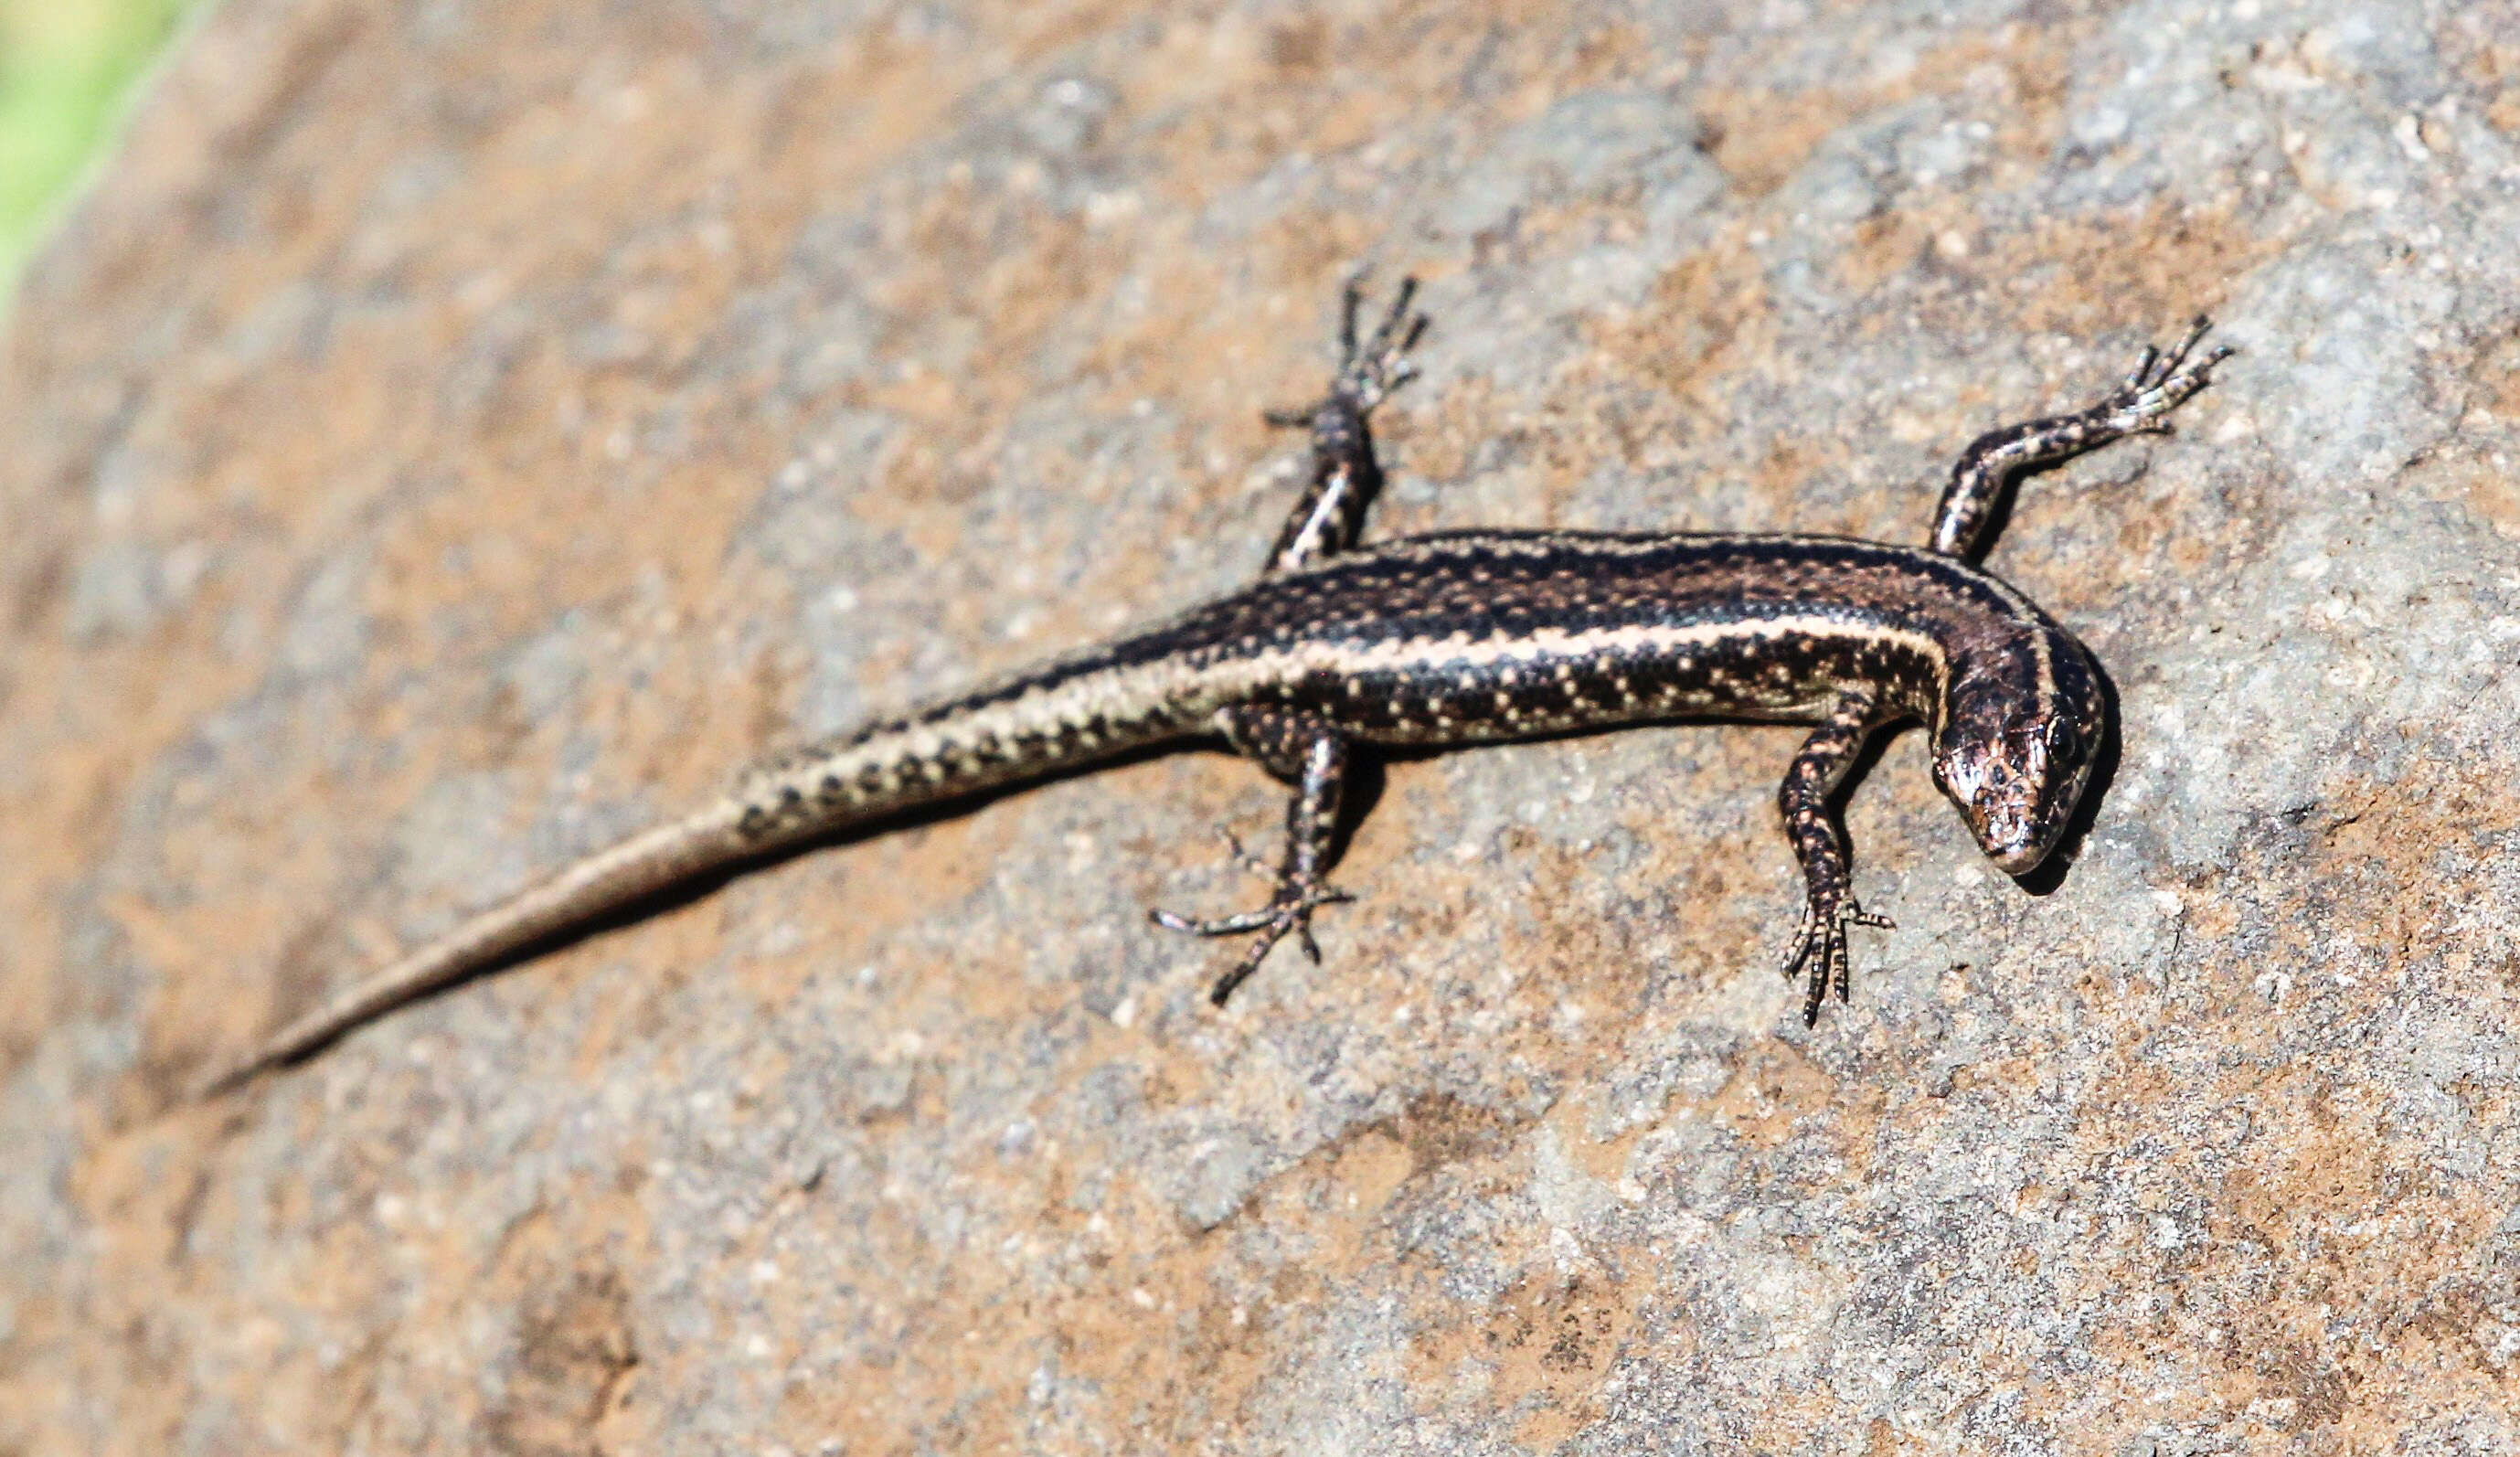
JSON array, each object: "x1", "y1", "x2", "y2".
[{"x1": 201, "y1": 282, "x2": 2227, "y2": 1094}]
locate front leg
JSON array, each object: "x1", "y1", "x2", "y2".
[
  {"x1": 1151, "y1": 706, "x2": 1356, "y2": 1004},
  {"x1": 1931, "y1": 316, "x2": 2232, "y2": 559},
  {"x1": 1259, "y1": 277, "x2": 1429, "y2": 576},
  {"x1": 1778, "y1": 688, "x2": 1895, "y2": 1026}
]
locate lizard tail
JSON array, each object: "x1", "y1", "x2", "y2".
[
  {"x1": 193, "y1": 802, "x2": 754, "y2": 1099},
  {"x1": 197, "y1": 643, "x2": 1211, "y2": 1100}
]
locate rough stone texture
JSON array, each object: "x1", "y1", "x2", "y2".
[{"x1": 6, "y1": 0, "x2": 2520, "y2": 1451}]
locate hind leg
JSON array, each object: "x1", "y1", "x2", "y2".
[{"x1": 1149, "y1": 707, "x2": 1357, "y2": 1004}]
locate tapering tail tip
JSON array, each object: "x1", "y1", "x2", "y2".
[
  {"x1": 189, "y1": 1055, "x2": 265, "y2": 1102},
  {"x1": 189, "y1": 1031, "x2": 315, "y2": 1101},
  {"x1": 187, "y1": 978, "x2": 406, "y2": 1101},
  {"x1": 186, "y1": 805, "x2": 763, "y2": 1101}
]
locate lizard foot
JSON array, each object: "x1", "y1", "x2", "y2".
[
  {"x1": 2090, "y1": 314, "x2": 2234, "y2": 436},
  {"x1": 1150, "y1": 869, "x2": 1355, "y2": 1005},
  {"x1": 1263, "y1": 274, "x2": 1429, "y2": 426},
  {"x1": 1780, "y1": 895, "x2": 1895, "y2": 1027}
]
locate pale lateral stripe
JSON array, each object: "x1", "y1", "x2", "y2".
[
  {"x1": 1249, "y1": 613, "x2": 1948, "y2": 684},
  {"x1": 752, "y1": 612, "x2": 1951, "y2": 815}
]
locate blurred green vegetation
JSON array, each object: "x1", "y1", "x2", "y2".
[{"x1": 0, "y1": 0, "x2": 197, "y2": 287}]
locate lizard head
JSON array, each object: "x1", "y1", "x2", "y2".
[{"x1": 1930, "y1": 626, "x2": 2106, "y2": 877}]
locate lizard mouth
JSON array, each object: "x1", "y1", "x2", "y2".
[
  {"x1": 1988, "y1": 837, "x2": 2048, "y2": 877},
  {"x1": 1967, "y1": 803, "x2": 2051, "y2": 876}
]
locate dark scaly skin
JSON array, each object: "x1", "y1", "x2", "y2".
[{"x1": 201, "y1": 282, "x2": 2227, "y2": 1093}]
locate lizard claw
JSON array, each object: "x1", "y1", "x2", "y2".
[{"x1": 1780, "y1": 896, "x2": 1895, "y2": 1026}]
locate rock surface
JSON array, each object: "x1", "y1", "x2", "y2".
[{"x1": 7, "y1": 0, "x2": 2520, "y2": 1450}]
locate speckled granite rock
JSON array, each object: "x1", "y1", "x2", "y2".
[{"x1": 6, "y1": 0, "x2": 2520, "y2": 1451}]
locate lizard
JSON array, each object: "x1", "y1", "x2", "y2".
[{"x1": 197, "y1": 279, "x2": 2228, "y2": 1095}]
